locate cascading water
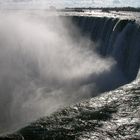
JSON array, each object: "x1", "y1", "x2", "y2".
[
  {"x1": 0, "y1": 11, "x2": 140, "y2": 135},
  {"x1": 72, "y1": 16, "x2": 140, "y2": 81}
]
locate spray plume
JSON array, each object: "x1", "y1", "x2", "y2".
[{"x1": 0, "y1": 11, "x2": 126, "y2": 134}]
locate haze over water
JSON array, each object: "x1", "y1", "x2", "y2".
[
  {"x1": 0, "y1": 0, "x2": 140, "y2": 9},
  {"x1": 0, "y1": 0, "x2": 139, "y2": 135}
]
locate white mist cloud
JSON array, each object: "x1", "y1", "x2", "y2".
[{"x1": 0, "y1": 11, "x2": 126, "y2": 134}]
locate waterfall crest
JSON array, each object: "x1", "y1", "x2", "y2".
[{"x1": 72, "y1": 16, "x2": 140, "y2": 81}]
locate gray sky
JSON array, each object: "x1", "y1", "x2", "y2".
[{"x1": 0, "y1": 0, "x2": 140, "y2": 9}]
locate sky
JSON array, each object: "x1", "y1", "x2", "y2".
[{"x1": 0, "y1": 0, "x2": 140, "y2": 9}]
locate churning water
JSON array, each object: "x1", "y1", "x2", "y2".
[{"x1": 0, "y1": 11, "x2": 139, "y2": 134}]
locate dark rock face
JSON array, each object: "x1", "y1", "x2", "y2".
[{"x1": 1, "y1": 79, "x2": 140, "y2": 140}]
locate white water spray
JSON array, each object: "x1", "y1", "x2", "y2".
[{"x1": 0, "y1": 11, "x2": 125, "y2": 134}]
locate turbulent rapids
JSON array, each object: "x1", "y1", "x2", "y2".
[{"x1": 0, "y1": 10, "x2": 140, "y2": 139}]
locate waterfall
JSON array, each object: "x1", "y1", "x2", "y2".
[
  {"x1": 0, "y1": 12, "x2": 140, "y2": 134},
  {"x1": 72, "y1": 16, "x2": 140, "y2": 81}
]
